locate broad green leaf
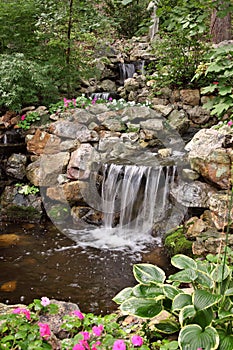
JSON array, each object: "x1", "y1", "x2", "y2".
[
  {"x1": 218, "y1": 330, "x2": 233, "y2": 350},
  {"x1": 132, "y1": 284, "x2": 163, "y2": 298},
  {"x1": 193, "y1": 290, "x2": 221, "y2": 310},
  {"x1": 196, "y1": 270, "x2": 214, "y2": 289},
  {"x1": 171, "y1": 254, "x2": 197, "y2": 270},
  {"x1": 172, "y1": 293, "x2": 192, "y2": 311},
  {"x1": 168, "y1": 269, "x2": 197, "y2": 283},
  {"x1": 120, "y1": 297, "x2": 163, "y2": 318},
  {"x1": 225, "y1": 287, "x2": 233, "y2": 296},
  {"x1": 153, "y1": 320, "x2": 180, "y2": 334},
  {"x1": 201, "y1": 85, "x2": 218, "y2": 94},
  {"x1": 192, "y1": 308, "x2": 214, "y2": 328},
  {"x1": 133, "y1": 264, "x2": 166, "y2": 285},
  {"x1": 211, "y1": 265, "x2": 230, "y2": 282},
  {"x1": 179, "y1": 305, "x2": 196, "y2": 326},
  {"x1": 121, "y1": 0, "x2": 132, "y2": 4},
  {"x1": 178, "y1": 324, "x2": 219, "y2": 350},
  {"x1": 219, "y1": 86, "x2": 232, "y2": 96},
  {"x1": 163, "y1": 284, "x2": 181, "y2": 299},
  {"x1": 113, "y1": 287, "x2": 133, "y2": 304},
  {"x1": 206, "y1": 63, "x2": 224, "y2": 73}
]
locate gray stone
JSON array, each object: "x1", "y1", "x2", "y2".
[
  {"x1": 6, "y1": 153, "x2": 27, "y2": 180},
  {"x1": 40, "y1": 152, "x2": 70, "y2": 186},
  {"x1": 167, "y1": 109, "x2": 190, "y2": 135}
]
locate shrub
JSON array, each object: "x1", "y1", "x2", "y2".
[{"x1": 0, "y1": 53, "x2": 58, "y2": 112}]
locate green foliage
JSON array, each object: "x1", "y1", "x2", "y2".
[
  {"x1": 114, "y1": 252, "x2": 233, "y2": 350},
  {"x1": 0, "y1": 298, "x2": 151, "y2": 350},
  {"x1": 15, "y1": 183, "x2": 40, "y2": 196},
  {"x1": 103, "y1": 0, "x2": 151, "y2": 38},
  {"x1": 17, "y1": 111, "x2": 41, "y2": 130},
  {"x1": 193, "y1": 44, "x2": 233, "y2": 121},
  {"x1": 0, "y1": 53, "x2": 58, "y2": 112}
]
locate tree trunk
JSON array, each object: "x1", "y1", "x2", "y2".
[{"x1": 210, "y1": 1, "x2": 232, "y2": 44}]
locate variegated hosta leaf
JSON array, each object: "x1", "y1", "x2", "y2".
[
  {"x1": 171, "y1": 254, "x2": 197, "y2": 270},
  {"x1": 153, "y1": 320, "x2": 180, "y2": 334},
  {"x1": 133, "y1": 264, "x2": 166, "y2": 285},
  {"x1": 193, "y1": 290, "x2": 221, "y2": 310},
  {"x1": 132, "y1": 284, "x2": 163, "y2": 298},
  {"x1": 211, "y1": 265, "x2": 231, "y2": 283},
  {"x1": 168, "y1": 268, "x2": 197, "y2": 284},
  {"x1": 172, "y1": 293, "x2": 192, "y2": 311},
  {"x1": 120, "y1": 297, "x2": 163, "y2": 318},
  {"x1": 179, "y1": 305, "x2": 196, "y2": 327},
  {"x1": 178, "y1": 324, "x2": 219, "y2": 350},
  {"x1": 196, "y1": 270, "x2": 214, "y2": 289},
  {"x1": 112, "y1": 287, "x2": 133, "y2": 304},
  {"x1": 191, "y1": 308, "x2": 214, "y2": 329},
  {"x1": 163, "y1": 284, "x2": 182, "y2": 299},
  {"x1": 218, "y1": 330, "x2": 233, "y2": 350}
]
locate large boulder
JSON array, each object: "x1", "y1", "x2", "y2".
[{"x1": 185, "y1": 127, "x2": 233, "y2": 189}]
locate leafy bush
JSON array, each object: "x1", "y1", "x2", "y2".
[
  {"x1": 113, "y1": 252, "x2": 233, "y2": 350},
  {"x1": 0, "y1": 53, "x2": 58, "y2": 112},
  {"x1": 193, "y1": 44, "x2": 233, "y2": 121}
]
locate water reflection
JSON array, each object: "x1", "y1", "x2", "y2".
[{"x1": 0, "y1": 221, "x2": 172, "y2": 314}]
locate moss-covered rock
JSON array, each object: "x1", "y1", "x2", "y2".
[{"x1": 164, "y1": 226, "x2": 193, "y2": 256}]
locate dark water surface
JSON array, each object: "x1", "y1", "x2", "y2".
[{"x1": 0, "y1": 221, "x2": 172, "y2": 314}]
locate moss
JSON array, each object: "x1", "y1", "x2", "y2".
[
  {"x1": 3, "y1": 205, "x2": 42, "y2": 222},
  {"x1": 164, "y1": 226, "x2": 193, "y2": 256}
]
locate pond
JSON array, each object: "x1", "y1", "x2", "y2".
[{"x1": 0, "y1": 220, "x2": 172, "y2": 314}]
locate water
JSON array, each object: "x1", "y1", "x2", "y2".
[{"x1": 0, "y1": 221, "x2": 172, "y2": 314}]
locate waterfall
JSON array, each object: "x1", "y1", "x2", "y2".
[
  {"x1": 119, "y1": 63, "x2": 135, "y2": 84},
  {"x1": 101, "y1": 164, "x2": 176, "y2": 233},
  {"x1": 65, "y1": 163, "x2": 177, "y2": 250}
]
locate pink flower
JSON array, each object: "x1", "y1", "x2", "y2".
[
  {"x1": 12, "y1": 307, "x2": 31, "y2": 320},
  {"x1": 108, "y1": 97, "x2": 113, "y2": 101},
  {"x1": 212, "y1": 81, "x2": 219, "y2": 85},
  {"x1": 38, "y1": 322, "x2": 51, "y2": 339},
  {"x1": 91, "y1": 98, "x2": 97, "y2": 105},
  {"x1": 73, "y1": 310, "x2": 84, "y2": 319},
  {"x1": 80, "y1": 331, "x2": 90, "y2": 341},
  {"x1": 21, "y1": 115, "x2": 26, "y2": 121},
  {"x1": 112, "y1": 339, "x2": 126, "y2": 350},
  {"x1": 41, "y1": 296, "x2": 50, "y2": 307},
  {"x1": 131, "y1": 335, "x2": 143, "y2": 347},
  {"x1": 91, "y1": 341, "x2": 101, "y2": 350},
  {"x1": 72, "y1": 98, "x2": 77, "y2": 106},
  {"x1": 227, "y1": 120, "x2": 233, "y2": 126},
  {"x1": 197, "y1": 348, "x2": 202, "y2": 350},
  {"x1": 92, "y1": 325, "x2": 104, "y2": 336},
  {"x1": 73, "y1": 344, "x2": 86, "y2": 350}
]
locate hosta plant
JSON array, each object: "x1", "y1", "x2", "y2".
[{"x1": 113, "y1": 254, "x2": 233, "y2": 350}]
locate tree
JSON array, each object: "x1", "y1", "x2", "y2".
[{"x1": 210, "y1": 0, "x2": 232, "y2": 43}]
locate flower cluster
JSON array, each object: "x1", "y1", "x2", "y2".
[
  {"x1": 0, "y1": 298, "x2": 149, "y2": 350},
  {"x1": 64, "y1": 97, "x2": 77, "y2": 109}
]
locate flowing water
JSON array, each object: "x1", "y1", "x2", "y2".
[
  {"x1": 0, "y1": 163, "x2": 177, "y2": 314},
  {"x1": 0, "y1": 221, "x2": 172, "y2": 314}
]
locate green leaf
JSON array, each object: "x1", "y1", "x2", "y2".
[
  {"x1": 112, "y1": 287, "x2": 133, "y2": 304},
  {"x1": 206, "y1": 63, "x2": 224, "y2": 73},
  {"x1": 211, "y1": 265, "x2": 230, "y2": 282},
  {"x1": 178, "y1": 324, "x2": 219, "y2": 350},
  {"x1": 132, "y1": 284, "x2": 163, "y2": 298},
  {"x1": 121, "y1": 0, "x2": 132, "y2": 4},
  {"x1": 218, "y1": 330, "x2": 233, "y2": 350},
  {"x1": 192, "y1": 308, "x2": 214, "y2": 328},
  {"x1": 196, "y1": 270, "x2": 214, "y2": 289},
  {"x1": 153, "y1": 320, "x2": 180, "y2": 334},
  {"x1": 120, "y1": 297, "x2": 163, "y2": 318},
  {"x1": 168, "y1": 269, "x2": 198, "y2": 283},
  {"x1": 172, "y1": 293, "x2": 192, "y2": 311},
  {"x1": 219, "y1": 86, "x2": 232, "y2": 96},
  {"x1": 225, "y1": 287, "x2": 233, "y2": 296},
  {"x1": 179, "y1": 305, "x2": 196, "y2": 326},
  {"x1": 171, "y1": 254, "x2": 197, "y2": 270},
  {"x1": 133, "y1": 264, "x2": 166, "y2": 285},
  {"x1": 163, "y1": 284, "x2": 181, "y2": 299},
  {"x1": 193, "y1": 290, "x2": 221, "y2": 310}
]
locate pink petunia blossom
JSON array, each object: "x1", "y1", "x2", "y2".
[
  {"x1": 212, "y1": 81, "x2": 219, "y2": 85},
  {"x1": 80, "y1": 331, "x2": 90, "y2": 341},
  {"x1": 92, "y1": 324, "x2": 104, "y2": 336},
  {"x1": 91, "y1": 341, "x2": 101, "y2": 350},
  {"x1": 112, "y1": 339, "x2": 126, "y2": 350},
  {"x1": 38, "y1": 322, "x2": 51, "y2": 339},
  {"x1": 73, "y1": 310, "x2": 84, "y2": 319},
  {"x1": 108, "y1": 97, "x2": 113, "y2": 101},
  {"x1": 41, "y1": 296, "x2": 50, "y2": 307},
  {"x1": 227, "y1": 120, "x2": 233, "y2": 126},
  {"x1": 73, "y1": 344, "x2": 86, "y2": 350},
  {"x1": 21, "y1": 115, "x2": 26, "y2": 121},
  {"x1": 12, "y1": 307, "x2": 31, "y2": 320},
  {"x1": 131, "y1": 335, "x2": 143, "y2": 347}
]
